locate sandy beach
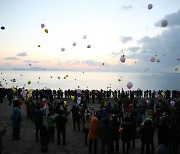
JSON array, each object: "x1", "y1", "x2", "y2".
[{"x1": 1, "y1": 97, "x2": 159, "y2": 154}]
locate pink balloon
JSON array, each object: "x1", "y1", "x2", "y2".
[
  {"x1": 61, "y1": 48, "x2": 65, "y2": 51},
  {"x1": 41, "y1": 24, "x2": 45, "y2": 28},
  {"x1": 148, "y1": 4, "x2": 153, "y2": 9},
  {"x1": 127, "y1": 82, "x2": 133, "y2": 89},
  {"x1": 151, "y1": 57, "x2": 156, "y2": 62},
  {"x1": 120, "y1": 56, "x2": 125, "y2": 63}
]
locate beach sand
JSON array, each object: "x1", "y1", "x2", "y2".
[{"x1": 0, "y1": 97, "x2": 159, "y2": 154}]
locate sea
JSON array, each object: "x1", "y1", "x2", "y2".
[{"x1": 0, "y1": 70, "x2": 180, "y2": 91}]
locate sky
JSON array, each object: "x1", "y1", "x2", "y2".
[{"x1": 0, "y1": 0, "x2": 180, "y2": 73}]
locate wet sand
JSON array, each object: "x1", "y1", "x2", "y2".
[{"x1": 0, "y1": 97, "x2": 159, "y2": 154}]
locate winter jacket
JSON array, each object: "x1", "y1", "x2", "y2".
[
  {"x1": 99, "y1": 117, "x2": 113, "y2": 141},
  {"x1": 88, "y1": 117, "x2": 99, "y2": 140},
  {"x1": 55, "y1": 114, "x2": 68, "y2": 131},
  {"x1": 34, "y1": 108, "x2": 43, "y2": 123},
  {"x1": 11, "y1": 107, "x2": 21, "y2": 128}
]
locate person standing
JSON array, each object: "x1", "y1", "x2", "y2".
[
  {"x1": 55, "y1": 110, "x2": 68, "y2": 145},
  {"x1": 11, "y1": 107, "x2": 22, "y2": 140},
  {"x1": 99, "y1": 117, "x2": 113, "y2": 154},
  {"x1": 47, "y1": 112, "x2": 55, "y2": 142},
  {"x1": 34, "y1": 105, "x2": 44, "y2": 140},
  {"x1": 88, "y1": 116, "x2": 99, "y2": 154}
]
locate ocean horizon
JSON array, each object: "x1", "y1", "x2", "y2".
[{"x1": 0, "y1": 70, "x2": 180, "y2": 91}]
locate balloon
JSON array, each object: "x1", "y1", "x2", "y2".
[
  {"x1": 58, "y1": 76, "x2": 60, "y2": 79},
  {"x1": 66, "y1": 75, "x2": 68, "y2": 77},
  {"x1": 71, "y1": 96, "x2": 75, "y2": 101},
  {"x1": 77, "y1": 97, "x2": 81, "y2": 104},
  {"x1": 148, "y1": 4, "x2": 153, "y2": 9},
  {"x1": 170, "y1": 101, "x2": 175, "y2": 107},
  {"x1": 155, "y1": 54, "x2": 157, "y2": 57},
  {"x1": 157, "y1": 59, "x2": 160, "y2": 63},
  {"x1": 64, "y1": 101, "x2": 67, "y2": 105},
  {"x1": 50, "y1": 76, "x2": 53, "y2": 78},
  {"x1": 61, "y1": 48, "x2": 65, "y2": 51},
  {"x1": 175, "y1": 68, "x2": 178, "y2": 71},
  {"x1": 118, "y1": 79, "x2": 121, "y2": 82},
  {"x1": 44, "y1": 29, "x2": 48, "y2": 33},
  {"x1": 76, "y1": 89, "x2": 81, "y2": 94},
  {"x1": 73, "y1": 42, "x2": 76, "y2": 46},
  {"x1": 161, "y1": 20, "x2": 168, "y2": 27},
  {"x1": 38, "y1": 45, "x2": 41, "y2": 47},
  {"x1": 151, "y1": 57, "x2": 156, "y2": 62},
  {"x1": 177, "y1": 58, "x2": 180, "y2": 61},
  {"x1": 82, "y1": 71, "x2": 84, "y2": 73},
  {"x1": 120, "y1": 56, "x2": 126, "y2": 63},
  {"x1": 28, "y1": 89, "x2": 33, "y2": 93},
  {"x1": 87, "y1": 45, "x2": 91, "y2": 48},
  {"x1": 127, "y1": 82, "x2": 133, "y2": 89},
  {"x1": 64, "y1": 77, "x2": 66, "y2": 79},
  {"x1": 12, "y1": 88, "x2": 16, "y2": 94},
  {"x1": 83, "y1": 35, "x2": 87, "y2": 39},
  {"x1": 39, "y1": 77, "x2": 41, "y2": 79},
  {"x1": 102, "y1": 63, "x2": 104, "y2": 65},
  {"x1": 41, "y1": 24, "x2": 45, "y2": 28},
  {"x1": 29, "y1": 64, "x2": 32, "y2": 66},
  {"x1": 28, "y1": 81, "x2": 31, "y2": 84},
  {"x1": 1, "y1": 26, "x2": 5, "y2": 30},
  {"x1": 161, "y1": 92, "x2": 166, "y2": 97}
]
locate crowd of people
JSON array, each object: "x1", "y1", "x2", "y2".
[{"x1": 0, "y1": 87, "x2": 180, "y2": 154}]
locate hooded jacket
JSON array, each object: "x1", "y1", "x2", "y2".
[{"x1": 88, "y1": 117, "x2": 99, "y2": 140}]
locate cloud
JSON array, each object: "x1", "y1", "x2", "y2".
[
  {"x1": 16, "y1": 52, "x2": 28, "y2": 57},
  {"x1": 138, "y1": 26, "x2": 180, "y2": 72},
  {"x1": 4, "y1": 57, "x2": 20, "y2": 60},
  {"x1": 23, "y1": 60, "x2": 39, "y2": 63},
  {"x1": 83, "y1": 60, "x2": 101, "y2": 66},
  {"x1": 155, "y1": 9, "x2": 180, "y2": 27},
  {"x1": 121, "y1": 5, "x2": 133, "y2": 10},
  {"x1": 120, "y1": 36, "x2": 133, "y2": 43},
  {"x1": 128, "y1": 47, "x2": 142, "y2": 53}
]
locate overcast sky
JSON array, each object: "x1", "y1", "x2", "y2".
[{"x1": 0, "y1": 0, "x2": 180, "y2": 73}]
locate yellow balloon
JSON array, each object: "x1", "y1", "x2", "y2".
[
  {"x1": 64, "y1": 101, "x2": 67, "y2": 105},
  {"x1": 71, "y1": 96, "x2": 75, "y2": 101},
  {"x1": 175, "y1": 68, "x2": 178, "y2": 71},
  {"x1": 44, "y1": 29, "x2": 48, "y2": 33}
]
